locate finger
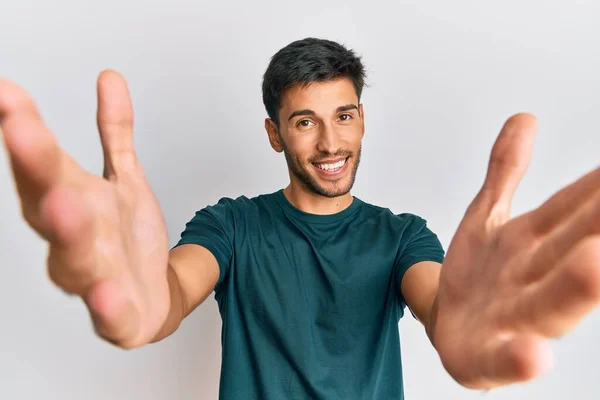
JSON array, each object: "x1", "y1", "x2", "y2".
[
  {"x1": 528, "y1": 165, "x2": 600, "y2": 235},
  {"x1": 85, "y1": 279, "x2": 141, "y2": 349},
  {"x1": 510, "y1": 236, "x2": 600, "y2": 337},
  {"x1": 521, "y1": 188, "x2": 600, "y2": 283},
  {"x1": 466, "y1": 113, "x2": 538, "y2": 230},
  {"x1": 476, "y1": 333, "x2": 553, "y2": 388},
  {"x1": 42, "y1": 186, "x2": 142, "y2": 348},
  {"x1": 43, "y1": 185, "x2": 97, "y2": 293},
  {"x1": 0, "y1": 80, "x2": 66, "y2": 227},
  {"x1": 96, "y1": 70, "x2": 137, "y2": 179}
]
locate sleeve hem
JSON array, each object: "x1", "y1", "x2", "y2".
[
  {"x1": 171, "y1": 238, "x2": 229, "y2": 285},
  {"x1": 397, "y1": 255, "x2": 444, "y2": 288}
]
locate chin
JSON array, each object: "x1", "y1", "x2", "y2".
[
  {"x1": 288, "y1": 151, "x2": 361, "y2": 198},
  {"x1": 310, "y1": 177, "x2": 355, "y2": 198}
]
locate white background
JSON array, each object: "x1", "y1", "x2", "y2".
[{"x1": 1, "y1": 1, "x2": 599, "y2": 399}]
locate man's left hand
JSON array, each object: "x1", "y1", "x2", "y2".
[{"x1": 433, "y1": 113, "x2": 600, "y2": 389}]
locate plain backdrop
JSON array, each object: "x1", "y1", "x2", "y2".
[{"x1": 1, "y1": 1, "x2": 599, "y2": 399}]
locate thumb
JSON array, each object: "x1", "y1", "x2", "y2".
[
  {"x1": 96, "y1": 70, "x2": 136, "y2": 179},
  {"x1": 468, "y1": 113, "x2": 538, "y2": 228}
]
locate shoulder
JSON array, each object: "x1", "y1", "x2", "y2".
[
  {"x1": 357, "y1": 200, "x2": 441, "y2": 249},
  {"x1": 359, "y1": 199, "x2": 429, "y2": 231},
  {"x1": 192, "y1": 190, "x2": 280, "y2": 218}
]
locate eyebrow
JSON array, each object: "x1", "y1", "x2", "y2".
[{"x1": 287, "y1": 104, "x2": 359, "y2": 122}]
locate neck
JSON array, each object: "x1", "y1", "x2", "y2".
[{"x1": 283, "y1": 184, "x2": 354, "y2": 215}]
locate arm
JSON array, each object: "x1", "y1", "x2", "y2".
[
  {"x1": 150, "y1": 244, "x2": 220, "y2": 343},
  {"x1": 149, "y1": 196, "x2": 235, "y2": 343},
  {"x1": 400, "y1": 261, "x2": 442, "y2": 348}
]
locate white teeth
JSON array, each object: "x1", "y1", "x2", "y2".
[{"x1": 316, "y1": 159, "x2": 346, "y2": 171}]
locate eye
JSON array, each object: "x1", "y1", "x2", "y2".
[
  {"x1": 338, "y1": 113, "x2": 353, "y2": 122},
  {"x1": 297, "y1": 119, "x2": 315, "y2": 128}
]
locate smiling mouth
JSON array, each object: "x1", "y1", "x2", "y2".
[{"x1": 312, "y1": 157, "x2": 349, "y2": 173}]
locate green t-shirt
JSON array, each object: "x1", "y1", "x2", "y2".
[{"x1": 175, "y1": 189, "x2": 445, "y2": 400}]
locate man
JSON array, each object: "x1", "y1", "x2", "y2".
[{"x1": 1, "y1": 38, "x2": 599, "y2": 399}]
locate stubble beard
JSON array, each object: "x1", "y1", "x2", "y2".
[{"x1": 281, "y1": 142, "x2": 362, "y2": 199}]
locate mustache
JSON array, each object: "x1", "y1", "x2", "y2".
[{"x1": 308, "y1": 150, "x2": 353, "y2": 164}]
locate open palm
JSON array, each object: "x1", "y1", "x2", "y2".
[
  {"x1": 0, "y1": 71, "x2": 170, "y2": 348},
  {"x1": 433, "y1": 114, "x2": 600, "y2": 389}
]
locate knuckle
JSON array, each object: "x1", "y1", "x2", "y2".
[
  {"x1": 112, "y1": 152, "x2": 142, "y2": 175},
  {"x1": 583, "y1": 266, "x2": 600, "y2": 300},
  {"x1": 22, "y1": 209, "x2": 39, "y2": 230},
  {"x1": 566, "y1": 263, "x2": 600, "y2": 300},
  {"x1": 510, "y1": 349, "x2": 539, "y2": 381},
  {"x1": 20, "y1": 201, "x2": 43, "y2": 230},
  {"x1": 47, "y1": 265, "x2": 75, "y2": 294},
  {"x1": 590, "y1": 199, "x2": 600, "y2": 232},
  {"x1": 46, "y1": 251, "x2": 88, "y2": 296}
]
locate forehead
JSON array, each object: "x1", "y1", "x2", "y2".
[{"x1": 280, "y1": 77, "x2": 358, "y2": 114}]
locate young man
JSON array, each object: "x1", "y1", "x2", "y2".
[
  {"x1": 1, "y1": 38, "x2": 599, "y2": 400},
  {"x1": 172, "y1": 38, "x2": 446, "y2": 399}
]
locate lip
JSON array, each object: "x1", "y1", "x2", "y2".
[
  {"x1": 312, "y1": 157, "x2": 350, "y2": 179},
  {"x1": 313, "y1": 157, "x2": 348, "y2": 165}
]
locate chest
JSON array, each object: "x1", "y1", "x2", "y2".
[{"x1": 230, "y1": 218, "x2": 401, "y2": 326}]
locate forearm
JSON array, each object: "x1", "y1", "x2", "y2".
[
  {"x1": 425, "y1": 292, "x2": 440, "y2": 349},
  {"x1": 150, "y1": 265, "x2": 186, "y2": 343},
  {"x1": 148, "y1": 244, "x2": 221, "y2": 344}
]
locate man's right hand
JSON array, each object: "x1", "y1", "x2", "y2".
[{"x1": 0, "y1": 70, "x2": 171, "y2": 349}]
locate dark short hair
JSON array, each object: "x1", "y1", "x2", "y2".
[{"x1": 262, "y1": 38, "x2": 367, "y2": 126}]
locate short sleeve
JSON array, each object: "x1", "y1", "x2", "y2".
[
  {"x1": 172, "y1": 198, "x2": 235, "y2": 286},
  {"x1": 394, "y1": 214, "x2": 445, "y2": 307}
]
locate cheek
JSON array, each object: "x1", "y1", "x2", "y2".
[
  {"x1": 283, "y1": 145, "x2": 309, "y2": 166},
  {"x1": 336, "y1": 125, "x2": 362, "y2": 144},
  {"x1": 285, "y1": 138, "x2": 314, "y2": 159}
]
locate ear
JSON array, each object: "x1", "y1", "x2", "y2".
[
  {"x1": 359, "y1": 104, "x2": 365, "y2": 138},
  {"x1": 265, "y1": 118, "x2": 284, "y2": 153}
]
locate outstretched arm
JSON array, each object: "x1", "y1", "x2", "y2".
[
  {"x1": 401, "y1": 261, "x2": 442, "y2": 346},
  {"x1": 150, "y1": 244, "x2": 220, "y2": 343}
]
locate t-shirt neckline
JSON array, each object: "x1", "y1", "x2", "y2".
[{"x1": 274, "y1": 189, "x2": 363, "y2": 224}]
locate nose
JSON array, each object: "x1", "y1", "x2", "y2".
[{"x1": 316, "y1": 123, "x2": 342, "y2": 155}]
